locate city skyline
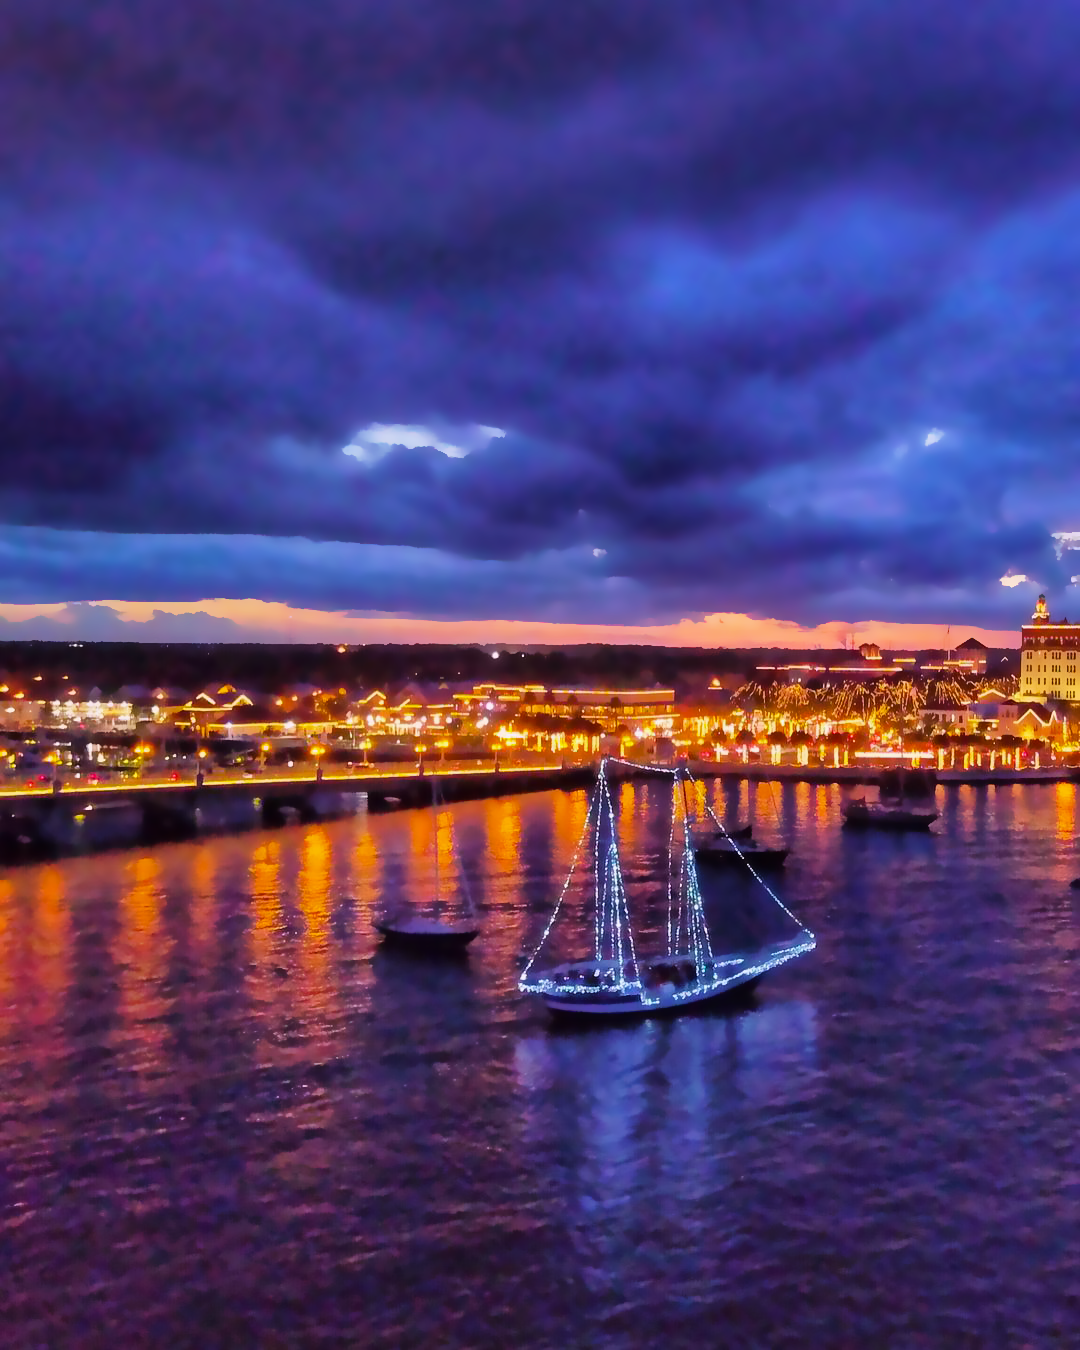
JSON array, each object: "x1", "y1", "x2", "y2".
[{"x1": 4, "y1": 4, "x2": 1080, "y2": 641}]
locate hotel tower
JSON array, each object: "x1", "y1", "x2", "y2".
[{"x1": 1020, "y1": 594, "x2": 1080, "y2": 702}]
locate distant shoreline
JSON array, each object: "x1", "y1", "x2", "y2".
[{"x1": 647, "y1": 762, "x2": 1075, "y2": 788}]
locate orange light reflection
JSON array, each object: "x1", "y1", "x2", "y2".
[{"x1": 117, "y1": 853, "x2": 166, "y2": 1079}]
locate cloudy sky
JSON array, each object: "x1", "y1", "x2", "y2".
[{"x1": 3, "y1": 1, "x2": 1079, "y2": 646}]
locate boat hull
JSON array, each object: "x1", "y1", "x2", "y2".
[
  {"x1": 695, "y1": 845, "x2": 788, "y2": 870},
  {"x1": 530, "y1": 939, "x2": 813, "y2": 1020},
  {"x1": 374, "y1": 919, "x2": 480, "y2": 951},
  {"x1": 842, "y1": 806, "x2": 938, "y2": 832},
  {"x1": 543, "y1": 975, "x2": 762, "y2": 1019}
]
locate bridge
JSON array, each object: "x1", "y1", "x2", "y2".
[{"x1": 0, "y1": 757, "x2": 596, "y2": 862}]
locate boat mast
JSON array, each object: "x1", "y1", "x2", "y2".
[
  {"x1": 432, "y1": 779, "x2": 442, "y2": 916},
  {"x1": 594, "y1": 759, "x2": 638, "y2": 987},
  {"x1": 679, "y1": 768, "x2": 713, "y2": 966},
  {"x1": 594, "y1": 764, "x2": 605, "y2": 960},
  {"x1": 666, "y1": 771, "x2": 678, "y2": 954}
]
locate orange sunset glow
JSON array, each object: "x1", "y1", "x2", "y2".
[{"x1": 0, "y1": 598, "x2": 1020, "y2": 648}]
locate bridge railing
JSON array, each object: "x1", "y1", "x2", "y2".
[{"x1": 0, "y1": 753, "x2": 596, "y2": 797}]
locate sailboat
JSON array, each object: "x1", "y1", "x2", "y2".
[
  {"x1": 374, "y1": 781, "x2": 480, "y2": 951},
  {"x1": 694, "y1": 832, "x2": 789, "y2": 869},
  {"x1": 518, "y1": 759, "x2": 815, "y2": 1019},
  {"x1": 842, "y1": 766, "x2": 939, "y2": 831}
]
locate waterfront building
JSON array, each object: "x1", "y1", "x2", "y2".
[
  {"x1": 47, "y1": 694, "x2": 135, "y2": 730},
  {"x1": 518, "y1": 686, "x2": 676, "y2": 734},
  {"x1": 1012, "y1": 702, "x2": 1062, "y2": 740},
  {"x1": 174, "y1": 687, "x2": 256, "y2": 732},
  {"x1": 452, "y1": 683, "x2": 546, "y2": 718},
  {"x1": 922, "y1": 701, "x2": 976, "y2": 732},
  {"x1": 0, "y1": 693, "x2": 45, "y2": 730},
  {"x1": 756, "y1": 657, "x2": 904, "y2": 681},
  {"x1": 927, "y1": 691, "x2": 1063, "y2": 741},
  {"x1": 1020, "y1": 595, "x2": 1080, "y2": 703},
  {"x1": 947, "y1": 637, "x2": 988, "y2": 676}
]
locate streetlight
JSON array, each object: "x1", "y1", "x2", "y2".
[{"x1": 310, "y1": 744, "x2": 326, "y2": 780}]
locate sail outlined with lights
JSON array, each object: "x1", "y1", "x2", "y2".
[{"x1": 519, "y1": 758, "x2": 815, "y2": 1019}]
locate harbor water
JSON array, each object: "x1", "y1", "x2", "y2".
[{"x1": 1, "y1": 780, "x2": 1078, "y2": 1346}]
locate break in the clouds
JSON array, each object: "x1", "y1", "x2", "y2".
[{"x1": 2, "y1": 0, "x2": 1080, "y2": 638}]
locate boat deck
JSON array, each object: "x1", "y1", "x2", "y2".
[{"x1": 526, "y1": 936, "x2": 815, "y2": 1017}]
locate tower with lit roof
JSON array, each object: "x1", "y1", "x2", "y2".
[{"x1": 1020, "y1": 595, "x2": 1080, "y2": 702}]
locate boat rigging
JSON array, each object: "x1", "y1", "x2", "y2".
[{"x1": 518, "y1": 758, "x2": 815, "y2": 1019}]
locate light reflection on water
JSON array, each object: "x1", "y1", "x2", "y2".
[{"x1": 0, "y1": 783, "x2": 1078, "y2": 1345}]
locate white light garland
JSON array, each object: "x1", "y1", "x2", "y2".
[
  {"x1": 519, "y1": 756, "x2": 816, "y2": 1002},
  {"x1": 600, "y1": 768, "x2": 639, "y2": 989},
  {"x1": 666, "y1": 780, "x2": 677, "y2": 953},
  {"x1": 692, "y1": 779, "x2": 812, "y2": 934},
  {"x1": 525, "y1": 939, "x2": 815, "y2": 1002},
  {"x1": 519, "y1": 782, "x2": 599, "y2": 984}
]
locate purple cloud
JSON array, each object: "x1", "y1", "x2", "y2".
[{"x1": 2, "y1": 1, "x2": 1080, "y2": 631}]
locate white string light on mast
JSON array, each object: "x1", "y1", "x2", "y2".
[
  {"x1": 520, "y1": 778, "x2": 599, "y2": 984},
  {"x1": 518, "y1": 756, "x2": 815, "y2": 1002}
]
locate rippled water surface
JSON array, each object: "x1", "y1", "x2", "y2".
[{"x1": 1, "y1": 780, "x2": 1079, "y2": 1347}]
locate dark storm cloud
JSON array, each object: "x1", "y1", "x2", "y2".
[{"x1": 3, "y1": 0, "x2": 1080, "y2": 628}]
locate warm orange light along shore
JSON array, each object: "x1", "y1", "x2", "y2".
[{"x1": 0, "y1": 598, "x2": 1020, "y2": 648}]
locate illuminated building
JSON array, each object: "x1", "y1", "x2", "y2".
[
  {"x1": 174, "y1": 687, "x2": 255, "y2": 731},
  {"x1": 921, "y1": 702, "x2": 975, "y2": 732},
  {"x1": 519, "y1": 687, "x2": 676, "y2": 733},
  {"x1": 756, "y1": 660, "x2": 904, "y2": 681},
  {"x1": 947, "y1": 637, "x2": 988, "y2": 676},
  {"x1": 47, "y1": 689, "x2": 134, "y2": 729},
  {"x1": 1020, "y1": 594, "x2": 1080, "y2": 703},
  {"x1": 0, "y1": 695, "x2": 44, "y2": 730}
]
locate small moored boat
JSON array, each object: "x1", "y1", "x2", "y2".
[
  {"x1": 841, "y1": 798, "x2": 939, "y2": 831},
  {"x1": 695, "y1": 834, "x2": 789, "y2": 869},
  {"x1": 374, "y1": 912, "x2": 480, "y2": 950},
  {"x1": 374, "y1": 781, "x2": 480, "y2": 951},
  {"x1": 842, "y1": 766, "x2": 939, "y2": 832}
]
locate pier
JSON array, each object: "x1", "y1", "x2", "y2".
[{"x1": 675, "y1": 760, "x2": 1074, "y2": 786}]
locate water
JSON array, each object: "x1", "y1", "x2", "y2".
[{"x1": 1, "y1": 780, "x2": 1078, "y2": 1347}]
